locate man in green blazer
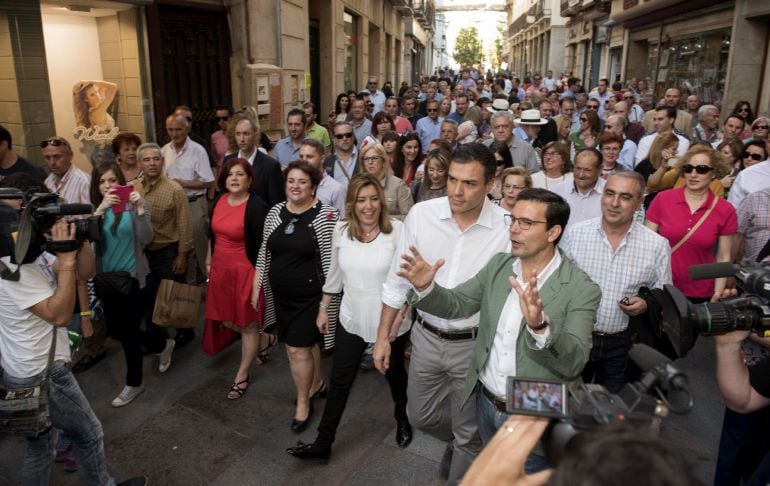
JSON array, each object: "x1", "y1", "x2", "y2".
[{"x1": 400, "y1": 188, "x2": 601, "y2": 473}]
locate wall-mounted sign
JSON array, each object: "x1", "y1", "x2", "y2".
[{"x1": 71, "y1": 80, "x2": 119, "y2": 143}]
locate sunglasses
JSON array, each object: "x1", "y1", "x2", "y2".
[
  {"x1": 743, "y1": 152, "x2": 765, "y2": 161},
  {"x1": 682, "y1": 164, "x2": 714, "y2": 174},
  {"x1": 623, "y1": 96, "x2": 633, "y2": 100},
  {"x1": 587, "y1": 105, "x2": 599, "y2": 109},
  {"x1": 754, "y1": 125, "x2": 769, "y2": 130},
  {"x1": 215, "y1": 116, "x2": 229, "y2": 122},
  {"x1": 284, "y1": 217, "x2": 300, "y2": 235},
  {"x1": 335, "y1": 132, "x2": 354, "y2": 139},
  {"x1": 40, "y1": 138, "x2": 70, "y2": 148},
  {"x1": 427, "y1": 109, "x2": 438, "y2": 113}
]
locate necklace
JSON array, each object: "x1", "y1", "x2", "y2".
[{"x1": 361, "y1": 224, "x2": 380, "y2": 242}]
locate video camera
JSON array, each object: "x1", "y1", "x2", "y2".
[
  {"x1": 0, "y1": 188, "x2": 100, "y2": 279},
  {"x1": 507, "y1": 343, "x2": 691, "y2": 465},
  {"x1": 656, "y1": 262, "x2": 770, "y2": 358}
]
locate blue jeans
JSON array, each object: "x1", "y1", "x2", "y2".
[
  {"x1": 581, "y1": 332, "x2": 630, "y2": 394},
  {"x1": 2, "y1": 362, "x2": 115, "y2": 486},
  {"x1": 475, "y1": 386, "x2": 550, "y2": 474}
]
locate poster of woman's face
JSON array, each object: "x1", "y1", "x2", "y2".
[{"x1": 72, "y1": 80, "x2": 119, "y2": 142}]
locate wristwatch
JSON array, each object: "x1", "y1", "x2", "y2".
[{"x1": 528, "y1": 312, "x2": 549, "y2": 331}]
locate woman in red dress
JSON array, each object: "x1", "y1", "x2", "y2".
[{"x1": 204, "y1": 157, "x2": 271, "y2": 399}]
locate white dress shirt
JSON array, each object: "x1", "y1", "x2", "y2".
[
  {"x1": 550, "y1": 177, "x2": 606, "y2": 227},
  {"x1": 728, "y1": 161, "x2": 770, "y2": 209},
  {"x1": 162, "y1": 137, "x2": 214, "y2": 197},
  {"x1": 634, "y1": 132, "x2": 690, "y2": 165},
  {"x1": 560, "y1": 218, "x2": 672, "y2": 334},
  {"x1": 479, "y1": 251, "x2": 560, "y2": 398},
  {"x1": 381, "y1": 197, "x2": 510, "y2": 330}
]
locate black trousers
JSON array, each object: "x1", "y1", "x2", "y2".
[
  {"x1": 144, "y1": 244, "x2": 194, "y2": 339},
  {"x1": 100, "y1": 278, "x2": 166, "y2": 387},
  {"x1": 315, "y1": 324, "x2": 410, "y2": 447}
]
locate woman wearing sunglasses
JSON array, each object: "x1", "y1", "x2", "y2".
[
  {"x1": 730, "y1": 101, "x2": 755, "y2": 140},
  {"x1": 744, "y1": 117, "x2": 770, "y2": 146},
  {"x1": 253, "y1": 160, "x2": 339, "y2": 432},
  {"x1": 645, "y1": 147, "x2": 737, "y2": 306}
]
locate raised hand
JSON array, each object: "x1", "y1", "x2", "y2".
[
  {"x1": 396, "y1": 245, "x2": 445, "y2": 292},
  {"x1": 508, "y1": 269, "x2": 544, "y2": 329}
]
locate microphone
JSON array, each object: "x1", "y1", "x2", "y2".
[
  {"x1": 629, "y1": 344, "x2": 693, "y2": 413},
  {"x1": 35, "y1": 203, "x2": 93, "y2": 216},
  {"x1": 628, "y1": 344, "x2": 672, "y2": 371},
  {"x1": 688, "y1": 262, "x2": 737, "y2": 281}
]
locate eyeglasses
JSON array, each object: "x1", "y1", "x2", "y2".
[
  {"x1": 284, "y1": 217, "x2": 300, "y2": 235},
  {"x1": 504, "y1": 214, "x2": 547, "y2": 230},
  {"x1": 754, "y1": 125, "x2": 769, "y2": 130},
  {"x1": 40, "y1": 137, "x2": 70, "y2": 148},
  {"x1": 682, "y1": 164, "x2": 714, "y2": 174},
  {"x1": 587, "y1": 105, "x2": 599, "y2": 110},
  {"x1": 215, "y1": 116, "x2": 229, "y2": 122},
  {"x1": 335, "y1": 132, "x2": 354, "y2": 139},
  {"x1": 743, "y1": 152, "x2": 765, "y2": 161},
  {"x1": 362, "y1": 156, "x2": 382, "y2": 162}
]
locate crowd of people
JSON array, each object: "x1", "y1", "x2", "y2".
[{"x1": 1, "y1": 64, "x2": 769, "y2": 485}]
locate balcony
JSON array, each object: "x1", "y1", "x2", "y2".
[
  {"x1": 413, "y1": 0, "x2": 426, "y2": 19},
  {"x1": 413, "y1": 0, "x2": 434, "y2": 29},
  {"x1": 390, "y1": 0, "x2": 413, "y2": 12},
  {"x1": 560, "y1": 0, "x2": 581, "y2": 16}
]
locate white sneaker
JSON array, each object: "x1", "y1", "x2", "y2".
[
  {"x1": 111, "y1": 385, "x2": 144, "y2": 407},
  {"x1": 158, "y1": 338, "x2": 175, "y2": 373}
]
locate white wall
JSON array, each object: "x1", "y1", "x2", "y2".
[{"x1": 41, "y1": 13, "x2": 104, "y2": 171}]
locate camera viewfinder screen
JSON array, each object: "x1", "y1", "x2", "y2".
[{"x1": 509, "y1": 378, "x2": 567, "y2": 418}]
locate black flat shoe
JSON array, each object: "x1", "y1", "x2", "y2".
[
  {"x1": 293, "y1": 381, "x2": 328, "y2": 405},
  {"x1": 291, "y1": 403, "x2": 314, "y2": 433},
  {"x1": 396, "y1": 420, "x2": 413, "y2": 448},
  {"x1": 286, "y1": 441, "x2": 331, "y2": 464}
]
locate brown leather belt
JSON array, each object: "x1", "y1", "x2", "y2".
[
  {"x1": 481, "y1": 385, "x2": 508, "y2": 413},
  {"x1": 417, "y1": 315, "x2": 478, "y2": 341}
]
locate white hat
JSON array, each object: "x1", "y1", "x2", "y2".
[
  {"x1": 486, "y1": 99, "x2": 510, "y2": 113},
  {"x1": 514, "y1": 109, "x2": 548, "y2": 125}
]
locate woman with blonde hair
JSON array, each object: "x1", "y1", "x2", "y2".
[
  {"x1": 635, "y1": 132, "x2": 679, "y2": 185},
  {"x1": 412, "y1": 148, "x2": 450, "y2": 202},
  {"x1": 647, "y1": 143, "x2": 728, "y2": 197},
  {"x1": 360, "y1": 143, "x2": 413, "y2": 219},
  {"x1": 498, "y1": 167, "x2": 532, "y2": 213},
  {"x1": 552, "y1": 114, "x2": 572, "y2": 145}
]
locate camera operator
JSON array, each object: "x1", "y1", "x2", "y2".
[
  {"x1": 715, "y1": 329, "x2": 770, "y2": 485},
  {"x1": 0, "y1": 220, "x2": 145, "y2": 485}
]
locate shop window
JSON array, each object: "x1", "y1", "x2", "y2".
[{"x1": 344, "y1": 11, "x2": 358, "y2": 93}]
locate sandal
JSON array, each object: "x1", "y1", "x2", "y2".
[
  {"x1": 255, "y1": 334, "x2": 277, "y2": 365},
  {"x1": 227, "y1": 377, "x2": 249, "y2": 400}
]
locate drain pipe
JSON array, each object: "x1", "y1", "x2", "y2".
[{"x1": 275, "y1": 0, "x2": 282, "y2": 66}]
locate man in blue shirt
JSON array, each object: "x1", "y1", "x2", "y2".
[
  {"x1": 273, "y1": 109, "x2": 306, "y2": 167},
  {"x1": 415, "y1": 100, "x2": 443, "y2": 154}
]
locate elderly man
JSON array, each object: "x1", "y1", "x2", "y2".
[
  {"x1": 349, "y1": 99, "x2": 373, "y2": 148},
  {"x1": 365, "y1": 76, "x2": 386, "y2": 114},
  {"x1": 41, "y1": 136, "x2": 90, "y2": 204},
  {"x1": 686, "y1": 94, "x2": 701, "y2": 124},
  {"x1": 537, "y1": 100, "x2": 558, "y2": 144},
  {"x1": 485, "y1": 111, "x2": 540, "y2": 174},
  {"x1": 642, "y1": 88, "x2": 693, "y2": 135},
  {"x1": 323, "y1": 121, "x2": 361, "y2": 187},
  {"x1": 620, "y1": 91, "x2": 645, "y2": 124},
  {"x1": 416, "y1": 100, "x2": 444, "y2": 155},
  {"x1": 612, "y1": 101, "x2": 645, "y2": 144},
  {"x1": 561, "y1": 97, "x2": 580, "y2": 134},
  {"x1": 384, "y1": 96, "x2": 413, "y2": 134},
  {"x1": 303, "y1": 102, "x2": 332, "y2": 150},
  {"x1": 551, "y1": 149, "x2": 606, "y2": 226},
  {"x1": 603, "y1": 115, "x2": 638, "y2": 169},
  {"x1": 635, "y1": 106, "x2": 690, "y2": 165},
  {"x1": 561, "y1": 172, "x2": 671, "y2": 393},
  {"x1": 513, "y1": 109, "x2": 547, "y2": 153},
  {"x1": 440, "y1": 119, "x2": 459, "y2": 148},
  {"x1": 137, "y1": 142, "x2": 193, "y2": 357},
  {"x1": 224, "y1": 116, "x2": 284, "y2": 206},
  {"x1": 691, "y1": 105, "x2": 720, "y2": 144},
  {"x1": 162, "y1": 114, "x2": 214, "y2": 288},
  {"x1": 274, "y1": 108, "x2": 307, "y2": 167},
  {"x1": 398, "y1": 187, "x2": 600, "y2": 473}
]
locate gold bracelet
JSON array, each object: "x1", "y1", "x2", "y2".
[{"x1": 80, "y1": 310, "x2": 92, "y2": 317}]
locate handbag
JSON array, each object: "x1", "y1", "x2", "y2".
[
  {"x1": 670, "y1": 194, "x2": 719, "y2": 253},
  {"x1": 0, "y1": 329, "x2": 56, "y2": 438},
  {"x1": 152, "y1": 279, "x2": 202, "y2": 329},
  {"x1": 93, "y1": 271, "x2": 133, "y2": 298}
]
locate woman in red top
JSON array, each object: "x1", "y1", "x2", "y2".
[{"x1": 644, "y1": 147, "x2": 737, "y2": 303}]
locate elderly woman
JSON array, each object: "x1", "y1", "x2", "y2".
[
  {"x1": 111, "y1": 132, "x2": 143, "y2": 182},
  {"x1": 744, "y1": 117, "x2": 770, "y2": 146},
  {"x1": 598, "y1": 131, "x2": 626, "y2": 180},
  {"x1": 645, "y1": 147, "x2": 737, "y2": 304},
  {"x1": 498, "y1": 167, "x2": 532, "y2": 213},
  {"x1": 286, "y1": 174, "x2": 412, "y2": 462},
  {"x1": 360, "y1": 143, "x2": 413, "y2": 219},
  {"x1": 531, "y1": 141, "x2": 573, "y2": 190},
  {"x1": 253, "y1": 160, "x2": 339, "y2": 432}
]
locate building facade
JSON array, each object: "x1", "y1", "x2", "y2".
[
  {"x1": 0, "y1": 0, "x2": 434, "y2": 171},
  {"x1": 507, "y1": 0, "x2": 567, "y2": 76}
]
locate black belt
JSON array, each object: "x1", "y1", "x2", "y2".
[
  {"x1": 416, "y1": 315, "x2": 477, "y2": 341},
  {"x1": 187, "y1": 195, "x2": 203, "y2": 202},
  {"x1": 592, "y1": 330, "x2": 627, "y2": 338},
  {"x1": 481, "y1": 385, "x2": 508, "y2": 413}
]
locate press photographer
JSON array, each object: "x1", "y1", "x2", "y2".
[{"x1": 0, "y1": 187, "x2": 145, "y2": 484}]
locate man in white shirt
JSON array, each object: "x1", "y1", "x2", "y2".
[
  {"x1": 365, "y1": 76, "x2": 387, "y2": 114},
  {"x1": 542, "y1": 70, "x2": 559, "y2": 92},
  {"x1": 589, "y1": 78, "x2": 613, "y2": 119},
  {"x1": 373, "y1": 144, "x2": 510, "y2": 484},
  {"x1": 620, "y1": 91, "x2": 645, "y2": 124},
  {"x1": 162, "y1": 114, "x2": 215, "y2": 283},
  {"x1": 560, "y1": 172, "x2": 671, "y2": 393},
  {"x1": 395, "y1": 187, "x2": 599, "y2": 474},
  {"x1": 728, "y1": 158, "x2": 770, "y2": 209},
  {"x1": 635, "y1": 106, "x2": 690, "y2": 165},
  {"x1": 551, "y1": 149, "x2": 606, "y2": 226}
]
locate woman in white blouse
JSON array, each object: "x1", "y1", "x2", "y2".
[{"x1": 286, "y1": 173, "x2": 412, "y2": 463}]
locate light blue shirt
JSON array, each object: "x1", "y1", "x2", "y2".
[
  {"x1": 415, "y1": 116, "x2": 444, "y2": 154},
  {"x1": 273, "y1": 137, "x2": 302, "y2": 167},
  {"x1": 352, "y1": 119, "x2": 372, "y2": 148},
  {"x1": 618, "y1": 138, "x2": 638, "y2": 170}
]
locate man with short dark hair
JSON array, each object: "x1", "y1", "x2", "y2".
[
  {"x1": 642, "y1": 88, "x2": 692, "y2": 134},
  {"x1": 385, "y1": 97, "x2": 413, "y2": 134},
  {"x1": 299, "y1": 138, "x2": 345, "y2": 217},
  {"x1": 224, "y1": 117, "x2": 284, "y2": 206},
  {"x1": 324, "y1": 121, "x2": 361, "y2": 187},
  {"x1": 589, "y1": 78, "x2": 612, "y2": 118},
  {"x1": 551, "y1": 149, "x2": 606, "y2": 226},
  {"x1": 416, "y1": 100, "x2": 443, "y2": 155},
  {"x1": 717, "y1": 115, "x2": 746, "y2": 147},
  {"x1": 447, "y1": 94, "x2": 469, "y2": 124},
  {"x1": 561, "y1": 77, "x2": 580, "y2": 100},
  {"x1": 303, "y1": 102, "x2": 332, "y2": 150},
  {"x1": 364, "y1": 76, "x2": 386, "y2": 114},
  {"x1": 400, "y1": 95, "x2": 422, "y2": 128},
  {"x1": 635, "y1": 106, "x2": 690, "y2": 164},
  {"x1": 274, "y1": 108, "x2": 308, "y2": 167},
  {"x1": 561, "y1": 172, "x2": 670, "y2": 393},
  {"x1": 0, "y1": 125, "x2": 45, "y2": 181},
  {"x1": 374, "y1": 143, "x2": 511, "y2": 484}
]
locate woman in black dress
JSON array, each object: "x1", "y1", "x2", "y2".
[{"x1": 253, "y1": 160, "x2": 339, "y2": 432}]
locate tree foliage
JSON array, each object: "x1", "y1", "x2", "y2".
[{"x1": 453, "y1": 27, "x2": 482, "y2": 67}]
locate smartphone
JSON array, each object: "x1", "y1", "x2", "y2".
[
  {"x1": 507, "y1": 377, "x2": 568, "y2": 418},
  {"x1": 111, "y1": 185, "x2": 133, "y2": 214}
]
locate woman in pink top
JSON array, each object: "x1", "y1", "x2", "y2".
[{"x1": 644, "y1": 147, "x2": 737, "y2": 303}]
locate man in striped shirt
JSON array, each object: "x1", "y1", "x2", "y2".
[{"x1": 42, "y1": 137, "x2": 90, "y2": 205}]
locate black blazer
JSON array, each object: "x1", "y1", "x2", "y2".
[
  {"x1": 210, "y1": 190, "x2": 268, "y2": 265},
  {"x1": 224, "y1": 151, "x2": 285, "y2": 207}
]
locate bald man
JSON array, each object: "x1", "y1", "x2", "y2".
[{"x1": 612, "y1": 102, "x2": 644, "y2": 144}]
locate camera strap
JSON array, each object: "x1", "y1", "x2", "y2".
[
  {"x1": 0, "y1": 202, "x2": 35, "y2": 281},
  {"x1": 670, "y1": 194, "x2": 719, "y2": 254}
]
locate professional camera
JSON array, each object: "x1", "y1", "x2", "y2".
[
  {"x1": 655, "y1": 262, "x2": 770, "y2": 357},
  {"x1": 507, "y1": 344, "x2": 692, "y2": 465},
  {"x1": 0, "y1": 188, "x2": 99, "y2": 278}
]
